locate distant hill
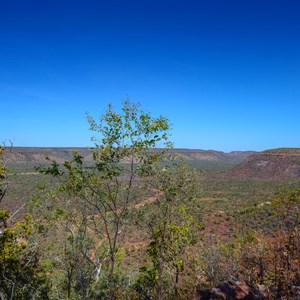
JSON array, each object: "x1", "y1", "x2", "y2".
[
  {"x1": 8, "y1": 147, "x2": 300, "y2": 179},
  {"x1": 6, "y1": 147, "x2": 94, "y2": 165},
  {"x1": 168, "y1": 149, "x2": 256, "y2": 161},
  {"x1": 228, "y1": 148, "x2": 300, "y2": 179},
  {"x1": 5, "y1": 147, "x2": 256, "y2": 171}
]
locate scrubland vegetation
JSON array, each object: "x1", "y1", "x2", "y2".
[{"x1": 1, "y1": 102, "x2": 300, "y2": 299}]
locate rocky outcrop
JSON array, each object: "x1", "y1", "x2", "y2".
[
  {"x1": 194, "y1": 279, "x2": 270, "y2": 299},
  {"x1": 228, "y1": 148, "x2": 300, "y2": 179}
]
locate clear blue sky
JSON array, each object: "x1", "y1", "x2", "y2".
[{"x1": 0, "y1": 0, "x2": 299, "y2": 151}]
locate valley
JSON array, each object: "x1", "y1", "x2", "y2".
[{"x1": 1, "y1": 146, "x2": 300, "y2": 299}]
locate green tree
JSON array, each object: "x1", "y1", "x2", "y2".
[
  {"x1": 0, "y1": 146, "x2": 48, "y2": 299},
  {"x1": 38, "y1": 101, "x2": 172, "y2": 299},
  {"x1": 134, "y1": 164, "x2": 201, "y2": 300},
  {"x1": 271, "y1": 187, "x2": 300, "y2": 298}
]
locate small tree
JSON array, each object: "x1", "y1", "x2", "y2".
[
  {"x1": 271, "y1": 187, "x2": 300, "y2": 298},
  {"x1": 39, "y1": 101, "x2": 172, "y2": 299},
  {"x1": 0, "y1": 146, "x2": 48, "y2": 300},
  {"x1": 134, "y1": 164, "x2": 201, "y2": 300}
]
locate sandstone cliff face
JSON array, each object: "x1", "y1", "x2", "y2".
[{"x1": 228, "y1": 148, "x2": 300, "y2": 180}]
